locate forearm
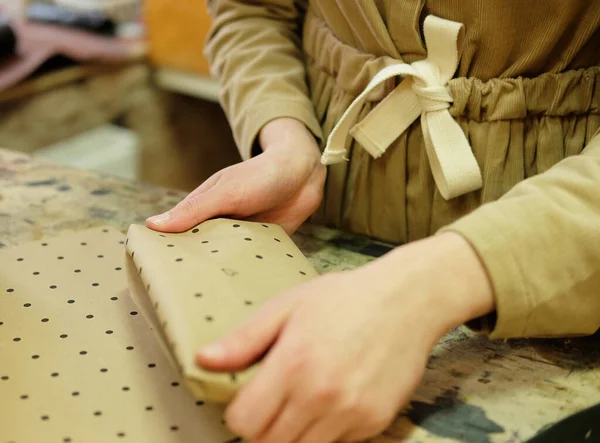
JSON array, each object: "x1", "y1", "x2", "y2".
[
  {"x1": 440, "y1": 131, "x2": 600, "y2": 339},
  {"x1": 362, "y1": 232, "x2": 495, "y2": 337},
  {"x1": 205, "y1": 0, "x2": 322, "y2": 160}
]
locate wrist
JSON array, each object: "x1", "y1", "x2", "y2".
[
  {"x1": 372, "y1": 232, "x2": 494, "y2": 335},
  {"x1": 427, "y1": 232, "x2": 495, "y2": 325},
  {"x1": 259, "y1": 118, "x2": 321, "y2": 159}
]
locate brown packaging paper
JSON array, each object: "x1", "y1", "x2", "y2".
[
  {"x1": 0, "y1": 218, "x2": 318, "y2": 442},
  {"x1": 125, "y1": 219, "x2": 318, "y2": 403}
]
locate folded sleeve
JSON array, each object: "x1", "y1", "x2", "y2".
[
  {"x1": 205, "y1": 0, "x2": 323, "y2": 160},
  {"x1": 440, "y1": 130, "x2": 600, "y2": 339}
]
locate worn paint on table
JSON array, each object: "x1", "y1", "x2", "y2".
[{"x1": 1, "y1": 148, "x2": 599, "y2": 443}]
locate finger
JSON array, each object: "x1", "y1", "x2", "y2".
[
  {"x1": 196, "y1": 291, "x2": 298, "y2": 371},
  {"x1": 295, "y1": 415, "x2": 348, "y2": 443},
  {"x1": 225, "y1": 354, "x2": 288, "y2": 440},
  {"x1": 146, "y1": 183, "x2": 236, "y2": 233},
  {"x1": 255, "y1": 399, "x2": 317, "y2": 443},
  {"x1": 146, "y1": 173, "x2": 223, "y2": 231}
]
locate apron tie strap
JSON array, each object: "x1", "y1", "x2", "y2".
[{"x1": 320, "y1": 15, "x2": 483, "y2": 200}]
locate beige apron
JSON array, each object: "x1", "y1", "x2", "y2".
[{"x1": 304, "y1": 7, "x2": 600, "y2": 244}]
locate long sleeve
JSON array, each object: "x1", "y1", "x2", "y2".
[
  {"x1": 440, "y1": 129, "x2": 600, "y2": 339},
  {"x1": 205, "y1": 0, "x2": 322, "y2": 160}
]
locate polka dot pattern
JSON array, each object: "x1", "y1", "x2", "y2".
[
  {"x1": 125, "y1": 218, "x2": 317, "y2": 403},
  {"x1": 0, "y1": 227, "x2": 234, "y2": 442}
]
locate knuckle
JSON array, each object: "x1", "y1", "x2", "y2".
[
  {"x1": 337, "y1": 394, "x2": 363, "y2": 417},
  {"x1": 310, "y1": 382, "x2": 342, "y2": 406},
  {"x1": 282, "y1": 353, "x2": 310, "y2": 378},
  {"x1": 221, "y1": 186, "x2": 245, "y2": 212},
  {"x1": 175, "y1": 197, "x2": 198, "y2": 216}
]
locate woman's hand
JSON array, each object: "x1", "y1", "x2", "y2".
[
  {"x1": 147, "y1": 118, "x2": 326, "y2": 235},
  {"x1": 197, "y1": 232, "x2": 494, "y2": 443}
]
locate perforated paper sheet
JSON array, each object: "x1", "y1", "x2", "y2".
[
  {"x1": 0, "y1": 219, "x2": 318, "y2": 443},
  {"x1": 0, "y1": 227, "x2": 232, "y2": 443}
]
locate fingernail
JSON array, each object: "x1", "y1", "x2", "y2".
[
  {"x1": 198, "y1": 343, "x2": 226, "y2": 360},
  {"x1": 147, "y1": 212, "x2": 171, "y2": 226}
]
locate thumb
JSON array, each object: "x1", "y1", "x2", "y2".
[
  {"x1": 196, "y1": 293, "x2": 298, "y2": 372},
  {"x1": 146, "y1": 185, "x2": 230, "y2": 233}
]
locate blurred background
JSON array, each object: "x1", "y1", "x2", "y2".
[{"x1": 0, "y1": 0, "x2": 241, "y2": 191}]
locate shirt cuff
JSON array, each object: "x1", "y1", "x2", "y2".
[{"x1": 438, "y1": 207, "x2": 533, "y2": 340}]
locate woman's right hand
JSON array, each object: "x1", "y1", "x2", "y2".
[{"x1": 146, "y1": 118, "x2": 326, "y2": 235}]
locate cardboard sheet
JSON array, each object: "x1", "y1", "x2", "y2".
[{"x1": 0, "y1": 219, "x2": 318, "y2": 442}]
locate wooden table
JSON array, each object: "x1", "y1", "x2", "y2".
[{"x1": 1, "y1": 148, "x2": 599, "y2": 443}]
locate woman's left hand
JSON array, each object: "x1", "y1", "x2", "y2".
[{"x1": 197, "y1": 232, "x2": 494, "y2": 443}]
